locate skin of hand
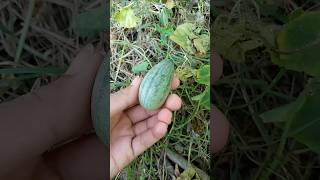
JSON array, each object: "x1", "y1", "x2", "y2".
[
  {"x1": 212, "y1": 50, "x2": 230, "y2": 153},
  {"x1": 110, "y1": 76, "x2": 182, "y2": 177},
  {"x1": 0, "y1": 44, "x2": 107, "y2": 180}
]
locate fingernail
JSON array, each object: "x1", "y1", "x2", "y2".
[{"x1": 131, "y1": 76, "x2": 140, "y2": 86}]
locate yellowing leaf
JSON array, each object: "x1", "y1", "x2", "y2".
[
  {"x1": 114, "y1": 7, "x2": 139, "y2": 28},
  {"x1": 164, "y1": 0, "x2": 175, "y2": 9},
  {"x1": 170, "y1": 23, "x2": 209, "y2": 56},
  {"x1": 175, "y1": 66, "x2": 196, "y2": 81},
  {"x1": 193, "y1": 34, "x2": 209, "y2": 55},
  {"x1": 177, "y1": 166, "x2": 201, "y2": 180},
  {"x1": 169, "y1": 23, "x2": 197, "y2": 54}
]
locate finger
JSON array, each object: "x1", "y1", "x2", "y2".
[
  {"x1": 64, "y1": 44, "x2": 103, "y2": 77},
  {"x1": 212, "y1": 106, "x2": 229, "y2": 153},
  {"x1": 164, "y1": 94, "x2": 182, "y2": 111},
  {"x1": 44, "y1": 135, "x2": 107, "y2": 180},
  {"x1": 133, "y1": 108, "x2": 172, "y2": 135},
  {"x1": 110, "y1": 76, "x2": 141, "y2": 118},
  {"x1": 0, "y1": 44, "x2": 102, "y2": 175},
  {"x1": 125, "y1": 105, "x2": 159, "y2": 124},
  {"x1": 171, "y1": 76, "x2": 180, "y2": 90},
  {"x1": 126, "y1": 82, "x2": 181, "y2": 123},
  {"x1": 132, "y1": 121, "x2": 168, "y2": 156},
  {"x1": 212, "y1": 49, "x2": 223, "y2": 84}
]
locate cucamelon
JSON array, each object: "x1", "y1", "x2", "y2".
[{"x1": 139, "y1": 59, "x2": 175, "y2": 110}]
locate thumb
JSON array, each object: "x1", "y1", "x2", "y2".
[{"x1": 110, "y1": 76, "x2": 142, "y2": 117}]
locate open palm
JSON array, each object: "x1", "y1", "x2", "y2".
[{"x1": 110, "y1": 76, "x2": 182, "y2": 177}]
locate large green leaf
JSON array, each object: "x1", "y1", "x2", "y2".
[
  {"x1": 274, "y1": 12, "x2": 320, "y2": 76},
  {"x1": 260, "y1": 78, "x2": 320, "y2": 153},
  {"x1": 72, "y1": 6, "x2": 107, "y2": 37},
  {"x1": 195, "y1": 65, "x2": 209, "y2": 85}
]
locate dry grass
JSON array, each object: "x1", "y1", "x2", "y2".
[{"x1": 0, "y1": 0, "x2": 104, "y2": 102}]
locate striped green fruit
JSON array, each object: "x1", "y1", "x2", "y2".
[
  {"x1": 139, "y1": 59, "x2": 175, "y2": 110},
  {"x1": 91, "y1": 60, "x2": 108, "y2": 145}
]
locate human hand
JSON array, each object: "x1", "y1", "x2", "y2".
[
  {"x1": 0, "y1": 44, "x2": 107, "y2": 180},
  {"x1": 212, "y1": 50, "x2": 229, "y2": 153},
  {"x1": 110, "y1": 76, "x2": 182, "y2": 177}
]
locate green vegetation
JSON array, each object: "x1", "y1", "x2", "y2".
[
  {"x1": 213, "y1": 0, "x2": 320, "y2": 179},
  {"x1": 111, "y1": 0, "x2": 210, "y2": 179}
]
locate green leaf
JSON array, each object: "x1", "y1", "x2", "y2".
[
  {"x1": 169, "y1": 23, "x2": 197, "y2": 54},
  {"x1": 72, "y1": 6, "x2": 107, "y2": 37},
  {"x1": 159, "y1": 8, "x2": 169, "y2": 27},
  {"x1": 192, "y1": 87, "x2": 210, "y2": 110},
  {"x1": 155, "y1": 24, "x2": 174, "y2": 44},
  {"x1": 114, "y1": 6, "x2": 139, "y2": 28},
  {"x1": 260, "y1": 102, "x2": 299, "y2": 123},
  {"x1": 195, "y1": 65, "x2": 209, "y2": 85},
  {"x1": 274, "y1": 12, "x2": 320, "y2": 76},
  {"x1": 260, "y1": 78, "x2": 320, "y2": 153},
  {"x1": 132, "y1": 61, "x2": 149, "y2": 74}
]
